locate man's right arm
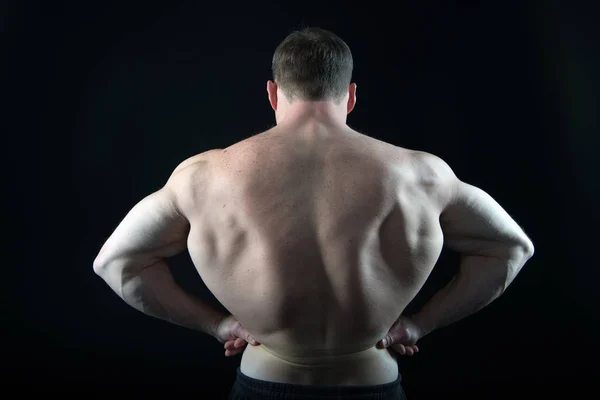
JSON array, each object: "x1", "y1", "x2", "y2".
[{"x1": 411, "y1": 153, "x2": 535, "y2": 338}]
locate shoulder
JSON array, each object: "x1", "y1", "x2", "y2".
[
  {"x1": 170, "y1": 149, "x2": 223, "y2": 178},
  {"x1": 408, "y1": 150, "x2": 455, "y2": 180},
  {"x1": 165, "y1": 149, "x2": 223, "y2": 214},
  {"x1": 406, "y1": 150, "x2": 459, "y2": 209},
  {"x1": 166, "y1": 149, "x2": 222, "y2": 193}
]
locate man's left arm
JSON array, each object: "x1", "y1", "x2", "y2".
[{"x1": 93, "y1": 154, "x2": 227, "y2": 337}]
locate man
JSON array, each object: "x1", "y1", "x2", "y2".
[{"x1": 93, "y1": 27, "x2": 534, "y2": 399}]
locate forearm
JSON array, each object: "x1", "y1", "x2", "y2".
[
  {"x1": 413, "y1": 252, "x2": 529, "y2": 337},
  {"x1": 95, "y1": 260, "x2": 227, "y2": 337}
]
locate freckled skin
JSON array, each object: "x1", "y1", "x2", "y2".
[{"x1": 182, "y1": 126, "x2": 445, "y2": 386}]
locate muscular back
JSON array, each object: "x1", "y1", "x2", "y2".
[{"x1": 183, "y1": 127, "x2": 446, "y2": 358}]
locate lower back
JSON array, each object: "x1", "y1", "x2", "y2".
[{"x1": 240, "y1": 343, "x2": 400, "y2": 386}]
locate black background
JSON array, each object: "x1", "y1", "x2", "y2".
[{"x1": 5, "y1": 1, "x2": 600, "y2": 398}]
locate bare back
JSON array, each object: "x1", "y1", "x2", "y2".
[{"x1": 182, "y1": 126, "x2": 446, "y2": 385}]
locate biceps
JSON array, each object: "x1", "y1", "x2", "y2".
[{"x1": 95, "y1": 188, "x2": 190, "y2": 268}]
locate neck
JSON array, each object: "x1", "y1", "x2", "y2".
[{"x1": 278, "y1": 101, "x2": 347, "y2": 128}]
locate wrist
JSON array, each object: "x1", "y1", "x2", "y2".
[
  {"x1": 208, "y1": 312, "x2": 229, "y2": 339},
  {"x1": 411, "y1": 313, "x2": 433, "y2": 338}
]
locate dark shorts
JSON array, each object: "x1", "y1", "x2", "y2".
[{"x1": 228, "y1": 367, "x2": 408, "y2": 400}]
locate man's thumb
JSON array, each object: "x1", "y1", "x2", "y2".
[
  {"x1": 235, "y1": 324, "x2": 259, "y2": 345},
  {"x1": 379, "y1": 335, "x2": 392, "y2": 348}
]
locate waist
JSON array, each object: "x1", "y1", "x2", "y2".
[{"x1": 240, "y1": 343, "x2": 399, "y2": 386}]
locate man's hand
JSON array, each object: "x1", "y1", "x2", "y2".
[
  {"x1": 214, "y1": 315, "x2": 260, "y2": 357},
  {"x1": 377, "y1": 315, "x2": 422, "y2": 356}
]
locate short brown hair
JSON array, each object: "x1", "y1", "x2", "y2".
[{"x1": 272, "y1": 27, "x2": 353, "y2": 104}]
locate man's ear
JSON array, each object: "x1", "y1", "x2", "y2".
[
  {"x1": 267, "y1": 80, "x2": 278, "y2": 111},
  {"x1": 347, "y1": 83, "x2": 357, "y2": 114}
]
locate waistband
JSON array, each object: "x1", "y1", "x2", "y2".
[{"x1": 235, "y1": 367, "x2": 402, "y2": 396}]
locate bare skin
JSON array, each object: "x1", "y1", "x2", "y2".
[
  {"x1": 186, "y1": 83, "x2": 531, "y2": 386},
  {"x1": 94, "y1": 81, "x2": 533, "y2": 387},
  {"x1": 178, "y1": 123, "x2": 448, "y2": 385}
]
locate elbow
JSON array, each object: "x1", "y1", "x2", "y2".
[
  {"x1": 526, "y1": 244, "x2": 535, "y2": 259},
  {"x1": 506, "y1": 238, "x2": 534, "y2": 261},
  {"x1": 501, "y1": 240, "x2": 533, "y2": 290},
  {"x1": 93, "y1": 255, "x2": 116, "y2": 277},
  {"x1": 495, "y1": 242, "x2": 533, "y2": 263},
  {"x1": 521, "y1": 239, "x2": 535, "y2": 260},
  {"x1": 92, "y1": 259, "x2": 127, "y2": 300},
  {"x1": 93, "y1": 258, "x2": 107, "y2": 276},
  {"x1": 93, "y1": 253, "x2": 123, "y2": 276}
]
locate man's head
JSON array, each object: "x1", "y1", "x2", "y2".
[{"x1": 267, "y1": 27, "x2": 357, "y2": 125}]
